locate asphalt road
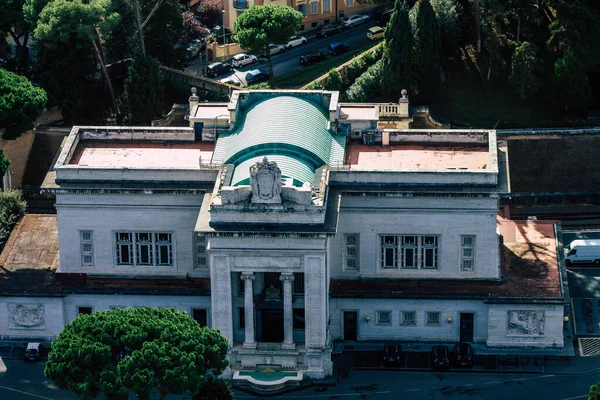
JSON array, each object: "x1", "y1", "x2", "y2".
[
  {"x1": 185, "y1": 22, "x2": 376, "y2": 86},
  {"x1": 2, "y1": 359, "x2": 600, "y2": 400}
]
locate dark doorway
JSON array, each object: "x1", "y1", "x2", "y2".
[
  {"x1": 343, "y1": 311, "x2": 358, "y2": 341},
  {"x1": 261, "y1": 309, "x2": 284, "y2": 342},
  {"x1": 460, "y1": 313, "x2": 474, "y2": 342}
]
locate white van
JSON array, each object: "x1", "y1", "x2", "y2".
[{"x1": 564, "y1": 239, "x2": 600, "y2": 265}]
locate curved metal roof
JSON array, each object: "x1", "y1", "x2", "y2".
[{"x1": 212, "y1": 94, "x2": 346, "y2": 186}]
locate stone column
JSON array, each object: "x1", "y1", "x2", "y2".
[
  {"x1": 240, "y1": 273, "x2": 256, "y2": 349},
  {"x1": 280, "y1": 272, "x2": 295, "y2": 350}
]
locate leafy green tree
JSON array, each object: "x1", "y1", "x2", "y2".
[
  {"x1": 45, "y1": 307, "x2": 229, "y2": 400},
  {"x1": 412, "y1": 0, "x2": 441, "y2": 103},
  {"x1": 140, "y1": 0, "x2": 184, "y2": 67},
  {"x1": 550, "y1": 51, "x2": 592, "y2": 112},
  {"x1": 509, "y1": 41, "x2": 542, "y2": 99},
  {"x1": 547, "y1": 0, "x2": 598, "y2": 56},
  {"x1": 32, "y1": 0, "x2": 121, "y2": 117},
  {"x1": 306, "y1": 81, "x2": 324, "y2": 90},
  {"x1": 590, "y1": 382, "x2": 600, "y2": 400},
  {"x1": 102, "y1": 0, "x2": 139, "y2": 64},
  {"x1": 430, "y1": 0, "x2": 459, "y2": 58},
  {"x1": 123, "y1": 54, "x2": 163, "y2": 125},
  {"x1": 346, "y1": 60, "x2": 383, "y2": 102},
  {"x1": 194, "y1": 0, "x2": 223, "y2": 30},
  {"x1": 0, "y1": 68, "x2": 47, "y2": 139},
  {"x1": 0, "y1": 151, "x2": 10, "y2": 175},
  {"x1": 234, "y1": 5, "x2": 302, "y2": 88},
  {"x1": 0, "y1": 190, "x2": 26, "y2": 251},
  {"x1": 382, "y1": 0, "x2": 411, "y2": 98},
  {"x1": 324, "y1": 68, "x2": 343, "y2": 91},
  {"x1": 181, "y1": 10, "x2": 206, "y2": 43}
]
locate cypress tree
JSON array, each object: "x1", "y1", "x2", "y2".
[
  {"x1": 413, "y1": 0, "x2": 442, "y2": 103},
  {"x1": 381, "y1": 0, "x2": 412, "y2": 97}
]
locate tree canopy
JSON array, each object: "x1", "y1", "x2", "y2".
[
  {"x1": 0, "y1": 68, "x2": 47, "y2": 139},
  {"x1": 0, "y1": 190, "x2": 26, "y2": 252},
  {"x1": 509, "y1": 41, "x2": 542, "y2": 100},
  {"x1": 45, "y1": 307, "x2": 230, "y2": 400},
  {"x1": 123, "y1": 54, "x2": 164, "y2": 125},
  {"x1": 382, "y1": 0, "x2": 412, "y2": 98},
  {"x1": 412, "y1": 0, "x2": 441, "y2": 103},
  {"x1": 234, "y1": 5, "x2": 302, "y2": 88}
]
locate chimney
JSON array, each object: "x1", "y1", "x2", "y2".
[{"x1": 398, "y1": 89, "x2": 409, "y2": 118}]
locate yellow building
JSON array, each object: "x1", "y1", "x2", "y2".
[{"x1": 224, "y1": 0, "x2": 375, "y2": 33}]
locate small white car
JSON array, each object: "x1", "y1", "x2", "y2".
[
  {"x1": 266, "y1": 44, "x2": 285, "y2": 56},
  {"x1": 342, "y1": 14, "x2": 370, "y2": 28},
  {"x1": 231, "y1": 53, "x2": 258, "y2": 68},
  {"x1": 285, "y1": 36, "x2": 307, "y2": 48}
]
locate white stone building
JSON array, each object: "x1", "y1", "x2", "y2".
[{"x1": 0, "y1": 90, "x2": 567, "y2": 382}]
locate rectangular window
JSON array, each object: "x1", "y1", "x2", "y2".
[
  {"x1": 323, "y1": 0, "x2": 331, "y2": 12},
  {"x1": 345, "y1": 0, "x2": 353, "y2": 6},
  {"x1": 343, "y1": 234, "x2": 359, "y2": 271},
  {"x1": 80, "y1": 230, "x2": 94, "y2": 266},
  {"x1": 192, "y1": 308, "x2": 208, "y2": 327},
  {"x1": 380, "y1": 235, "x2": 439, "y2": 270},
  {"x1": 78, "y1": 306, "x2": 93, "y2": 315},
  {"x1": 310, "y1": 1, "x2": 318, "y2": 14},
  {"x1": 401, "y1": 311, "x2": 416, "y2": 326},
  {"x1": 426, "y1": 311, "x2": 440, "y2": 326},
  {"x1": 381, "y1": 236, "x2": 397, "y2": 269},
  {"x1": 115, "y1": 232, "x2": 173, "y2": 267},
  {"x1": 460, "y1": 235, "x2": 475, "y2": 271},
  {"x1": 296, "y1": 4, "x2": 307, "y2": 17},
  {"x1": 239, "y1": 307, "x2": 245, "y2": 329},
  {"x1": 195, "y1": 233, "x2": 207, "y2": 268},
  {"x1": 376, "y1": 310, "x2": 392, "y2": 325},
  {"x1": 293, "y1": 273, "x2": 305, "y2": 295}
]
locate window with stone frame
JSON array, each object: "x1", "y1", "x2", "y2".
[
  {"x1": 376, "y1": 310, "x2": 392, "y2": 325},
  {"x1": 343, "y1": 234, "x2": 359, "y2": 271},
  {"x1": 80, "y1": 230, "x2": 94, "y2": 266},
  {"x1": 323, "y1": 0, "x2": 331, "y2": 12},
  {"x1": 345, "y1": 0, "x2": 353, "y2": 6},
  {"x1": 426, "y1": 311, "x2": 441, "y2": 326},
  {"x1": 310, "y1": 1, "x2": 318, "y2": 14},
  {"x1": 194, "y1": 233, "x2": 208, "y2": 268},
  {"x1": 401, "y1": 311, "x2": 416, "y2": 326},
  {"x1": 380, "y1": 235, "x2": 439, "y2": 269},
  {"x1": 460, "y1": 235, "x2": 475, "y2": 271},
  {"x1": 115, "y1": 232, "x2": 173, "y2": 266}
]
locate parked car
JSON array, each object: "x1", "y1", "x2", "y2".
[
  {"x1": 299, "y1": 51, "x2": 328, "y2": 66},
  {"x1": 231, "y1": 53, "x2": 258, "y2": 68},
  {"x1": 430, "y1": 345, "x2": 451, "y2": 370},
  {"x1": 376, "y1": 9, "x2": 394, "y2": 26},
  {"x1": 367, "y1": 26, "x2": 385, "y2": 41},
  {"x1": 265, "y1": 44, "x2": 285, "y2": 56},
  {"x1": 316, "y1": 24, "x2": 343, "y2": 38},
  {"x1": 206, "y1": 62, "x2": 232, "y2": 78},
  {"x1": 342, "y1": 14, "x2": 370, "y2": 28},
  {"x1": 383, "y1": 343, "x2": 402, "y2": 366},
  {"x1": 24, "y1": 343, "x2": 44, "y2": 361},
  {"x1": 452, "y1": 342, "x2": 474, "y2": 367},
  {"x1": 245, "y1": 69, "x2": 270, "y2": 85},
  {"x1": 285, "y1": 35, "x2": 308, "y2": 48},
  {"x1": 221, "y1": 78, "x2": 241, "y2": 87},
  {"x1": 327, "y1": 42, "x2": 350, "y2": 56}
]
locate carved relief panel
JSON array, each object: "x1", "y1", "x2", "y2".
[
  {"x1": 506, "y1": 310, "x2": 545, "y2": 336},
  {"x1": 8, "y1": 303, "x2": 46, "y2": 330}
]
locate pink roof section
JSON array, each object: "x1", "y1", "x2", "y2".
[
  {"x1": 345, "y1": 143, "x2": 490, "y2": 171},
  {"x1": 339, "y1": 105, "x2": 378, "y2": 120},
  {"x1": 69, "y1": 140, "x2": 215, "y2": 169},
  {"x1": 191, "y1": 105, "x2": 229, "y2": 120}
]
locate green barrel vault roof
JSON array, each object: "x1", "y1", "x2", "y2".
[{"x1": 212, "y1": 94, "x2": 346, "y2": 186}]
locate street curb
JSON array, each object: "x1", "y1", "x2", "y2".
[{"x1": 353, "y1": 366, "x2": 547, "y2": 374}]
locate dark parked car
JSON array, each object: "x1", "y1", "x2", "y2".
[
  {"x1": 430, "y1": 345, "x2": 451, "y2": 370},
  {"x1": 206, "y1": 62, "x2": 232, "y2": 78},
  {"x1": 316, "y1": 24, "x2": 343, "y2": 38},
  {"x1": 245, "y1": 69, "x2": 270, "y2": 86},
  {"x1": 327, "y1": 42, "x2": 350, "y2": 56},
  {"x1": 452, "y1": 342, "x2": 474, "y2": 367},
  {"x1": 383, "y1": 343, "x2": 402, "y2": 366},
  {"x1": 24, "y1": 343, "x2": 44, "y2": 361},
  {"x1": 299, "y1": 51, "x2": 328, "y2": 66}
]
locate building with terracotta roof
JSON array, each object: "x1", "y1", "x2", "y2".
[{"x1": 0, "y1": 90, "x2": 568, "y2": 384}]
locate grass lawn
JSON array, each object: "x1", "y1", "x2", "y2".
[{"x1": 274, "y1": 42, "x2": 379, "y2": 89}]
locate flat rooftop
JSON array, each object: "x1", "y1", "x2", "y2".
[
  {"x1": 339, "y1": 105, "x2": 378, "y2": 120},
  {"x1": 190, "y1": 104, "x2": 229, "y2": 120},
  {"x1": 68, "y1": 140, "x2": 215, "y2": 169},
  {"x1": 345, "y1": 143, "x2": 490, "y2": 171}
]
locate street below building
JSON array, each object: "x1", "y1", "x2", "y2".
[{"x1": 185, "y1": 23, "x2": 376, "y2": 86}]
